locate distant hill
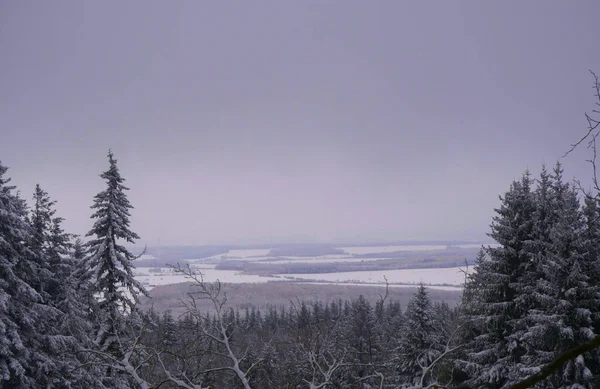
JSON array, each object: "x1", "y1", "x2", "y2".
[{"x1": 267, "y1": 245, "x2": 345, "y2": 257}]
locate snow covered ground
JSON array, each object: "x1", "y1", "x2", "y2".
[
  {"x1": 337, "y1": 243, "x2": 492, "y2": 255},
  {"x1": 134, "y1": 267, "x2": 276, "y2": 290},
  {"x1": 276, "y1": 266, "x2": 469, "y2": 287},
  {"x1": 134, "y1": 265, "x2": 470, "y2": 291},
  {"x1": 134, "y1": 244, "x2": 487, "y2": 291},
  {"x1": 182, "y1": 243, "x2": 497, "y2": 264},
  {"x1": 261, "y1": 257, "x2": 387, "y2": 264}
]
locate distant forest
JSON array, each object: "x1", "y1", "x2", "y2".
[{"x1": 2, "y1": 78, "x2": 600, "y2": 388}]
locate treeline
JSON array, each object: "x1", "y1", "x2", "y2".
[
  {"x1": 2, "y1": 149, "x2": 600, "y2": 388},
  {"x1": 140, "y1": 286, "x2": 458, "y2": 389}
]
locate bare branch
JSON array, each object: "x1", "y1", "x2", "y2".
[{"x1": 564, "y1": 70, "x2": 600, "y2": 158}]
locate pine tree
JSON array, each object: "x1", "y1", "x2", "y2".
[
  {"x1": 77, "y1": 150, "x2": 148, "y2": 357},
  {"x1": 0, "y1": 163, "x2": 64, "y2": 387},
  {"x1": 530, "y1": 166, "x2": 600, "y2": 387},
  {"x1": 30, "y1": 185, "x2": 55, "y2": 254},
  {"x1": 26, "y1": 185, "x2": 98, "y2": 387},
  {"x1": 0, "y1": 162, "x2": 33, "y2": 386},
  {"x1": 29, "y1": 185, "x2": 76, "y2": 305},
  {"x1": 582, "y1": 194, "x2": 600, "y2": 336},
  {"x1": 347, "y1": 295, "x2": 376, "y2": 375},
  {"x1": 397, "y1": 284, "x2": 441, "y2": 386},
  {"x1": 73, "y1": 238, "x2": 85, "y2": 261},
  {"x1": 462, "y1": 172, "x2": 536, "y2": 388}
]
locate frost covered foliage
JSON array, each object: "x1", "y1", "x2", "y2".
[
  {"x1": 461, "y1": 164, "x2": 600, "y2": 389},
  {"x1": 397, "y1": 284, "x2": 443, "y2": 386},
  {"x1": 75, "y1": 150, "x2": 149, "y2": 385},
  {"x1": 0, "y1": 152, "x2": 150, "y2": 388},
  {"x1": 0, "y1": 165, "x2": 85, "y2": 388},
  {"x1": 78, "y1": 150, "x2": 148, "y2": 315},
  {"x1": 135, "y1": 287, "x2": 459, "y2": 389},
  {"x1": 0, "y1": 161, "x2": 41, "y2": 387}
]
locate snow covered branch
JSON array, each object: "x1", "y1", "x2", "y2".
[
  {"x1": 507, "y1": 335, "x2": 600, "y2": 389},
  {"x1": 173, "y1": 263, "x2": 261, "y2": 389}
]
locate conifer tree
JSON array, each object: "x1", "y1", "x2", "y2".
[
  {"x1": 531, "y1": 166, "x2": 600, "y2": 387},
  {"x1": 582, "y1": 194, "x2": 600, "y2": 337},
  {"x1": 29, "y1": 185, "x2": 76, "y2": 305},
  {"x1": 463, "y1": 172, "x2": 536, "y2": 388},
  {"x1": 77, "y1": 150, "x2": 148, "y2": 356},
  {"x1": 397, "y1": 284, "x2": 441, "y2": 386},
  {"x1": 0, "y1": 163, "x2": 63, "y2": 387},
  {"x1": 0, "y1": 162, "x2": 33, "y2": 386},
  {"x1": 30, "y1": 184, "x2": 55, "y2": 254},
  {"x1": 347, "y1": 295, "x2": 376, "y2": 379},
  {"x1": 73, "y1": 238, "x2": 85, "y2": 261}
]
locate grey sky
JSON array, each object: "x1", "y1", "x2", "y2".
[{"x1": 1, "y1": 1, "x2": 599, "y2": 246}]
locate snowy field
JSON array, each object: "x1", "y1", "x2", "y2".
[
  {"x1": 304, "y1": 282, "x2": 462, "y2": 291},
  {"x1": 261, "y1": 257, "x2": 387, "y2": 265},
  {"x1": 276, "y1": 266, "x2": 469, "y2": 287},
  {"x1": 337, "y1": 243, "x2": 491, "y2": 255},
  {"x1": 134, "y1": 266, "x2": 276, "y2": 290},
  {"x1": 181, "y1": 243, "x2": 496, "y2": 264},
  {"x1": 134, "y1": 265, "x2": 470, "y2": 292},
  {"x1": 134, "y1": 244, "x2": 488, "y2": 292}
]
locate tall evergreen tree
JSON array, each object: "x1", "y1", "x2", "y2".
[
  {"x1": 29, "y1": 185, "x2": 55, "y2": 254},
  {"x1": 0, "y1": 162, "x2": 34, "y2": 386},
  {"x1": 462, "y1": 172, "x2": 536, "y2": 388},
  {"x1": 0, "y1": 163, "x2": 65, "y2": 387},
  {"x1": 526, "y1": 166, "x2": 600, "y2": 387},
  {"x1": 28, "y1": 185, "x2": 76, "y2": 306},
  {"x1": 77, "y1": 150, "x2": 148, "y2": 356}
]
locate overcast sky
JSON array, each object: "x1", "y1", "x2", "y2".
[{"x1": 2, "y1": 1, "x2": 600, "y2": 246}]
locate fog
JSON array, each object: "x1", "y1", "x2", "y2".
[{"x1": 2, "y1": 1, "x2": 600, "y2": 245}]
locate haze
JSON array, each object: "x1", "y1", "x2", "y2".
[{"x1": 2, "y1": 1, "x2": 600, "y2": 246}]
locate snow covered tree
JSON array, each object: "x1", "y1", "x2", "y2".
[
  {"x1": 0, "y1": 162, "x2": 37, "y2": 386},
  {"x1": 503, "y1": 164, "x2": 600, "y2": 388},
  {"x1": 29, "y1": 184, "x2": 55, "y2": 254},
  {"x1": 461, "y1": 165, "x2": 600, "y2": 389},
  {"x1": 539, "y1": 167, "x2": 600, "y2": 387},
  {"x1": 25, "y1": 185, "x2": 98, "y2": 387},
  {"x1": 77, "y1": 150, "x2": 148, "y2": 360},
  {"x1": 73, "y1": 238, "x2": 85, "y2": 261},
  {"x1": 462, "y1": 172, "x2": 537, "y2": 388},
  {"x1": 582, "y1": 195, "x2": 600, "y2": 334},
  {"x1": 397, "y1": 284, "x2": 442, "y2": 386},
  {"x1": 545, "y1": 175, "x2": 600, "y2": 387},
  {"x1": 0, "y1": 163, "x2": 73, "y2": 387},
  {"x1": 345, "y1": 294, "x2": 377, "y2": 383},
  {"x1": 28, "y1": 185, "x2": 76, "y2": 305}
]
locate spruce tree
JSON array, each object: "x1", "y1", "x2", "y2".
[
  {"x1": 28, "y1": 185, "x2": 76, "y2": 306},
  {"x1": 0, "y1": 163, "x2": 63, "y2": 387},
  {"x1": 534, "y1": 166, "x2": 600, "y2": 387},
  {"x1": 397, "y1": 284, "x2": 441, "y2": 386},
  {"x1": 462, "y1": 172, "x2": 536, "y2": 388},
  {"x1": 77, "y1": 150, "x2": 148, "y2": 356},
  {"x1": 27, "y1": 185, "x2": 95, "y2": 387}
]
